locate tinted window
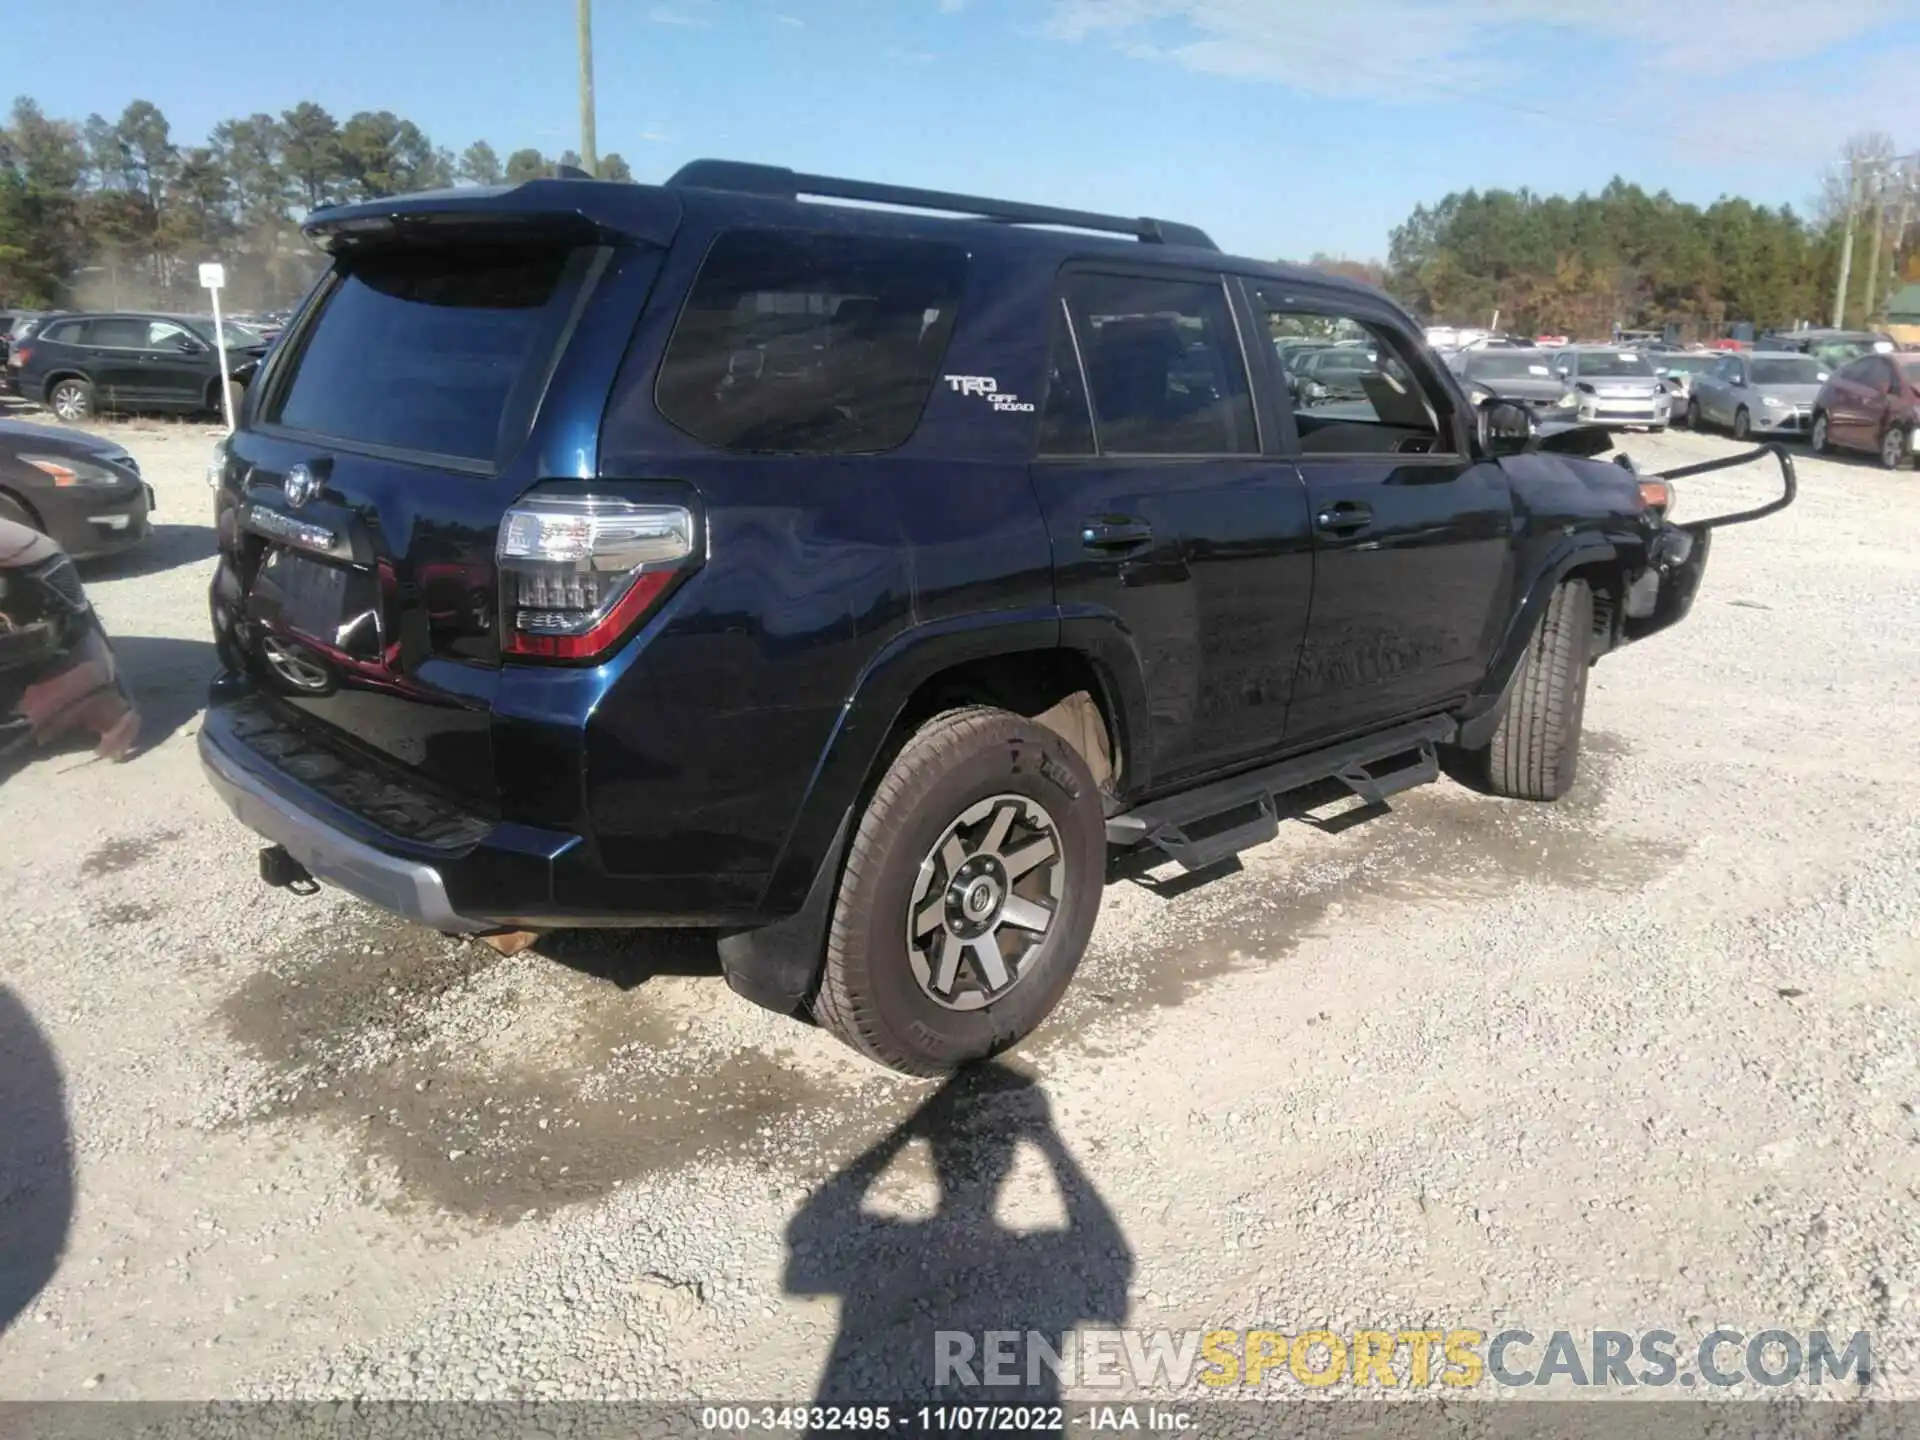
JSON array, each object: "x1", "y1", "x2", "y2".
[
  {"x1": 1839, "y1": 358, "x2": 1879, "y2": 385},
  {"x1": 267, "y1": 242, "x2": 597, "y2": 466},
  {"x1": 1899, "y1": 359, "x2": 1920, "y2": 388},
  {"x1": 1574, "y1": 350, "x2": 1656, "y2": 378},
  {"x1": 1660, "y1": 355, "x2": 1718, "y2": 375},
  {"x1": 1062, "y1": 273, "x2": 1255, "y2": 456},
  {"x1": 1252, "y1": 288, "x2": 1449, "y2": 454},
  {"x1": 1749, "y1": 357, "x2": 1826, "y2": 385},
  {"x1": 1466, "y1": 352, "x2": 1553, "y2": 380},
  {"x1": 87, "y1": 318, "x2": 151, "y2": 348},
  {"x1": 654, "y1": 229, "x2": 966, "y2": 455},
  {"x1": 38, "y1": 320, "x2": 88, "y2": 345},
  {"x1": 1036, "y1": 299, "x2": 1094, "y2": 457}
]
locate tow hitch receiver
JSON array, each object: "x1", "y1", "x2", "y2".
[{"x1": 259, "y1": 844, "x2": 319, "y2": 895}]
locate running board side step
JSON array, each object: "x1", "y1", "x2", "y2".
[{"x1": 1105, "y1": 715, "x2": 1455, "y2": 873}]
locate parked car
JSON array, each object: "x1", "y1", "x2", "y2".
[
  {"x1": 3, "y1": 311, "x2": 67, "y2": 398},
  {"x1": 1552, "y1": 345, "x2": 1671, "y2": 431},
  {"x1": 1759, "y1": 328, "x2": 1896, "y2": 370},
  {"x1": 14, "y1": 312, "x2": 271, "y2": 422},
  {"x1": 1684, "y1": 351, "x2": 1829, "y2": 440},
  {"x1": 1448, "y1": 348, "x2": 1578, "y2": 421},
  {"x1": 0, "y1": 418, "x2": 154, "y2": 558},
  {"x1": 1288, "y1": 342, "x2": 1381, "y2": 403},
  {"x1": 197, "y1": 160, "x2": 1794, "y2": 1076},
  {"x1": 1810, "y1": 350, "x2": 1919, "y2": 469},
  {"x1": 1650, "y1": 351, "x2": 1720, "y2": 423},
  {"x1": 1, "y1": 515, "x2": 140, "y2": 766}
]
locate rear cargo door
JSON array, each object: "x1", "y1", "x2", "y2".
[{"x1": 226, "y1": 230, "x2": 651, "y2": 807}]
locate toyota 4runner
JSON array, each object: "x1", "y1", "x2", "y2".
[{"x1": 200, "y1": 161, "x2": 1795, "y2": 1075}]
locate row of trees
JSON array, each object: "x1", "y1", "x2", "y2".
[
  {"x1": 0, "y1": 95, "x2": 633, "y2": 313},
  {"x1": 1378, "y1": 162, "x2": 1917, "y2": 339}
]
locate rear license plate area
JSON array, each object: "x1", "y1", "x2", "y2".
[{"x1": 247, "y1": 547, "x2": 384, "y2": 661}]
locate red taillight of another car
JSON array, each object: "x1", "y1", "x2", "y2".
[
  {"x1": 497, "y1": 494, "x2": 696, "y2": 662},
  {"x1": 12, "y1": 345, "x2": 32, "y2": 367}
]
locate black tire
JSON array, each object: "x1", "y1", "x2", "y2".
[
  {"x1": 1686, "y1": 397, "x2": 1703, "y2": 431},
  {"x1": 1732, "y1": 406, "x2": 1751, "y2": 441},
  {"x1": 1482, "y1": 579, "x2": 1593, "y2": 802},
  {"x1": 1880, "y1": 424, "x2": 1911, "y2": 472},
  {"x1": 47, "y1": 377, "x2": 93, "y2": 423},
  {"x1": 812, "y1": 706, "x2": 1106, "y2": 1076},
  {"x1": 1810, "y1": 411, "x2": 1830, "y2": 454}
]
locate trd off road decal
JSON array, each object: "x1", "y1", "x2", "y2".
[{"x1": 942, "y1": 375, "x2": 1036, "y2": 413}]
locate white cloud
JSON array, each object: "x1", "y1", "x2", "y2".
[
  {"x1": 777, "y1": 12, "x2": 805, "y2": 24},
  {"x1": 1040, "y1": 0, "x2": 1912, "y2": 97}
]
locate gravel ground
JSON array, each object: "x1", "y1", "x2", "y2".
[{"x1": 0, "y1": 410, "x2": 1916, "y2": 1408}]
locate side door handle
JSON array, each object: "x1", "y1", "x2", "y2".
[
  {"x1": 1081, "y1": 518, "x2": 1154, "y2": 551},
  {"x1": 1313, "y1": 501, "x2": 1373, "y2": 535}
]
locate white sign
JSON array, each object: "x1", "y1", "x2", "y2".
[{"x1": 199, "y1": 262, "x2": 226, "y2": 290}]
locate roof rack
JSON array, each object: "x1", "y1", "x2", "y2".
[{"x1": 664, "y1": 159, "x2": 1219, "y2": 251}]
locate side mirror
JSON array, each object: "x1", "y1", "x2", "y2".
[
  {"x1": 1555, "y1": 365, "x2": 1571, "y2": 379},
  {"x1": 1479, "y1": 399, "x2": 1536, "y2": 457},
  {"x1": 173, "y1": 335, "x2": 206, "y2": 354}
]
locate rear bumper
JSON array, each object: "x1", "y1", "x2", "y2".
[
  {"x1": 198, "y1": 690, "x2": 575, "y2": 933},
  {"x1": 200, "y1": 722, "x2": 485, "y2": 932}
]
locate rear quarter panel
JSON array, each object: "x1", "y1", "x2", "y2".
[{"x1": 589, "y1": 219, "x2": 1056, "y2": 917}]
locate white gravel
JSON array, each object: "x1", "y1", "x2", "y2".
[{"x1": 0, "y1": 413, "x2": 1916, "y2": 1406}]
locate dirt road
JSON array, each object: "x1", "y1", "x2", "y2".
[{"x1": 1, "y1": 416, "x2": 1915, "y2": 1404}]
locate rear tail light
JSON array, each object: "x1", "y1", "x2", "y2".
[
  {"x1": 13, "y1": 346, "x2": 32, "y2": 367},
  {"x1": 497, "y1": 494, "x2": 695, "y2": 661}
]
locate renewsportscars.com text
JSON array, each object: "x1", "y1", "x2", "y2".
[{"x1": 933, "y1": 1328, "x2": 1873, "y2": 1391}]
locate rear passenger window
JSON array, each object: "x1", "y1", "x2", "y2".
[
  {"x1": 39, "y1": 320, "x2": 87, "y2": 345},
  {"x1": 1060, "y1": 273, "x2": 1256, "y2": 456},
  {"x1": 265, "y1": 242, "x2": 600, "y2": 468},
  {"x1": 1036, "y1": 299, "x2": 1095, "y2": 457},
  {"x1": 86, "y1": 319, "x2": 150, "y2": 349},
  {"x1": 654, "y1": 229, "x2": 966, "y2": 455}
]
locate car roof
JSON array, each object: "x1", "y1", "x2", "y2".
[{"x1": 301, "y1": 164, "x2": 1403, "y2": 319}]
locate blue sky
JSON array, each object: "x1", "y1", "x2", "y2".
[{"x1": 11, "y1": 0, "x2": 1919, "y2": 259}]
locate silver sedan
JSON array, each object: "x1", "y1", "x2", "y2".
[{"x1": 1686, "y1": 351, "x2": 1832, "y2": 441}]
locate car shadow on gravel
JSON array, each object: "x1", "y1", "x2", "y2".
[
  {"x1": 110, "y1": 635, "x2": 218, "y2": 753},
  {"x1": 786, "y1": 1063, "x2": 1130, "y2": 1403},
  {"x1": 530, "y1": 927, "x2": 724, "y2": 989},
  {"x1": 78, "y1": 523, "x2": 217, "y2": 582},
  {"x1": 0, "y1": 986, "x2": 74, "y2": 1335}
]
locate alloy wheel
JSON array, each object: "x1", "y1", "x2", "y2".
[
  {"x1": 906, "y1": 793, "x2": 1064, "y2": 1012},
  {"x1": 51, "y1": 383, "x2": 88, "y2": 421},
  {"x1": 1884, "y1": 428, "x2": 1909, "y2": 470}
]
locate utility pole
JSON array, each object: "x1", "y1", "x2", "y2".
[
  {"x1": 1864, "y1": 166, "x2": 1889, "y2": 322},
  {"x1": 578, "y1": 0, "x2": 598, "y2": 177},
  {"x1": 1832, "y1": 159, "x2": 1862, "y2": 329}
]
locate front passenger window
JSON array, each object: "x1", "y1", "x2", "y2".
[{"x1": 1253, "y1": 289, "x2": 1450, "y2": 456}]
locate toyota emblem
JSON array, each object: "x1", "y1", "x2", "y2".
[{"x1": 283, "y1": 464, "x2": 320, "y2": 508}]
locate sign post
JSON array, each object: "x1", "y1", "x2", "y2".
[{"x1": 199, "y1": 261, "x2": 234, "y2": 434}]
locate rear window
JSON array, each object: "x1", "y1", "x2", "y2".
[
  {"x1": 37, "y1": 320, "x2": 88, "y2": 345},
  {"x1": 265, "y1": 243, "x2": 600, "y2": 467},
  {"x1": 654, "y1": 228, "x2": 966, "y2": 455}
]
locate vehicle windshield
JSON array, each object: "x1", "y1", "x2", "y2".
[
  {"x1": 1467, "y1": 353, "x2": 1552, "y2": 380},
  {"x1": 1314, "y1": 349, "x2": 1377, "y2": 372},
  {"x1": 1811, "y1": 340, "x2": 1877, "y2": 366},
  {"x1": 1658, "y1": 354, "x2": 1719, "y2": 375},
  {"x1": 1749, "y1": 357, "x2": 1827, "y2": 385},
  {"x1": 213, "y1": 321, "x2": 265, "y2": 346},
  {"x1": 1577, "y1": 350, "x2": 1656, "y2": 377}
]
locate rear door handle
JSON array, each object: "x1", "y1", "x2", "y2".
[
  {"x1": 1081, "y1": 519, "x2": 1154, "y2": 551},
  {"x1": 1314, "y1": 502, "x2": 1373, "y2": 535}
]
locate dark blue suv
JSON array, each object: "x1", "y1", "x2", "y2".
[{"x1": 200, "y1": 160, "x2": 1791, "y2": 1074}]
